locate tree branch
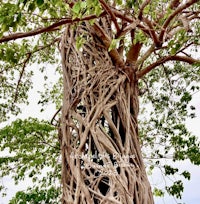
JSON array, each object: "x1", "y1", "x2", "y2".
[
  {"x1": 13, "y1": 53, "x2": 31, "y2": 103},
  {"x1": 138, "y1": 0, "x2": 151, "y2": 20},
  {"x1": 92, "y1": 23, "x2": 124, "y2": 67},
  {"x1": 126, "y1": 42, "x2": 142, "y2": 67},
  {"x1": 167, "y1": 15, "x2": 191, "y2": 38},
  {"x1": 99, "y1": 0, "x2": 120, "y2": 33},
  {"x1": 169, "y1": 0, "x2": 181, "y2": 9},
  {"x1": 51, "y1": 106, "x2": 62, "y2": 126},
  {"x1": 0, "y1": 6, "x2": 139, "y2": 44},
  {"x1": 143, "y1": 17, "x2": 160, "y2": 47},
  {"x1": 137, "y1": 55, "x2": 199, "y2": 79},
  {"x1": 159, "y1": 0, "x2": 198, "y2": 43},
  {"x1": 12, "y1": 37, "x2": 60, "y2": 103},
  {"x1": 117, "y1": 21, "x2": 139, "y2": 38},
  {"x1": 136, "y1": 44, "x2": 155, "y2": 68},
  {"x1": 0, "y1": 14, "x2": 105, "y2": 43},
  {"x1": 176, "y1": 42, "x2": 194, "y2": 54},
  {"x1": 112, "y1": 9, "x2": 134, "y2": 23}
]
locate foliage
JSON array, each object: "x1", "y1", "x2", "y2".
[
  {"x1": 9, "y1": 187, "x2": 60, "y2": 204},
  {"x1": 0, "y1": 118, "x2": 61, "y2": 201},
  {"x1": 0, "y1": 0, "x2": 200, "y2": 203}
]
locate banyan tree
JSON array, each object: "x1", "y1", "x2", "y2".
[
  {"x1": 60, "y1": 18, "x2": 154, "y2": 203},
  {"x1": 0, "y1": 0, "x2": 200, "y2": 204},
  {"x1": 59, "y1": 1, "x2": 199, "y2": 203}
]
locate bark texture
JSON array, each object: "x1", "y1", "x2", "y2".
[{"x1": 60, "y1": 18, "x2": 154, "y2": 204}]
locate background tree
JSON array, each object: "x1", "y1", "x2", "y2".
[{"x1": 0, "y1": 0, "x2": 200, "y2": 203}]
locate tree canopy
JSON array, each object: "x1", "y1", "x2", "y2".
[{"x1": 0, "y1": 0, "x2": 200, "y2": 203}]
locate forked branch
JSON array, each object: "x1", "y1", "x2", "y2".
[
  {"x1": 159, "y1": 0, "x2": 198, "y2": 42},
  {"x1": 137, "y1": 55, "x2": 199, "y2": 78},
  {"x1": 143, "y1": 17, "x2": 161, "y2": 47},
  {"x1": 138, "y1": 0, "x2": 151, "y2": 20},
  {"x1": 92, "y1": 23, "x2": 124, "y2": 67}
]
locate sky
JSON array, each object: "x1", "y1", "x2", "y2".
[{"x1": 1, "y1": 64, "x2": 200, "y2": 204}]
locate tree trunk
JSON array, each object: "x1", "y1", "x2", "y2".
[{"x1": 60, "y1": 19, "x2": 154, "y2": 204}]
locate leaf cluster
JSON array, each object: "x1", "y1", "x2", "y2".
[
  {"x1": 0, "y1": 118, "x2": 61, "y2": 200},
  {"x1": 139, "y1": 62, "x2": 200, "y2": 199},
  {"x1": 9, "y1": 186, "x2": 61, "y2": 204}
]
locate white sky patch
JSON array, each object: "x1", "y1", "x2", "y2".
[{"x1": 186, "y1": 92, "x2": 200, "y2": 137}]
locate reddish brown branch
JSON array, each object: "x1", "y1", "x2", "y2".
[
  {"x1": 112, "y1": 9, "x2": 134, "y2": 23},
  {"x1": 92, "y1": 23, "x2": 124, "y2": 67},
  {"x1": 51, "y1": 106, "x2": 62, "y2": 126},
  {"x1": 99, "y1": 0, "x2": 120, "y2": 33},
  {"x1": 0, "y1": 7, "x2": 138, "y2": 44},
  {"x1": 0, "y1": 14, "x2": 106, "y2": 43},
  {"x1": 143, "y1": 17, "x2": 160, "y2": 47},
  {"x1": 126, "y1": 42, "x2": 142, "y2": 66},
  {"x1": 176, "y1": 42, "x2": 194, "y2": 54},
  {"x1": 169, "y1": 0, "x2": 181, "y2": 9},
  {"x1": 137, "y1": 24, "x2": 156, "y2": 40},
  {"x1": 138, "y1": 0, "x2": 151, "y2": 20},
  {"x1": 137, "y1": 55, "x2": 199, "y2": 79},
  {"x1": 13, "y1": 53, "x2": 31, "y2": 103},
  {"x1": 117, "y1": 21, "x2": 139, "y2": 38},
  {"x1": 12, "y1": 37, "x2": 60, "y2": 103},
  {"x1": 159, "y1": 0, "x2": 198, "y2": 43}
]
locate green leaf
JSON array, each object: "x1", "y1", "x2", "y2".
[
  {"x1": 181, "y1": 171, "x2": 190, "y2": 180},
  {"x1": 28, "y1": 2, "x2": 36, "y2": 12},
  {"x1": 1, "y1": 24, "x2": 9, "y2": 32},
  {"x1": 76, "y1": 35, "x2": 86, "y2": 50},
  {"x1": 72, "y1": 1, "x2": 81, "y2": 14},
  {"x1": 180, "y1": 92, "x2": 192, "y2": 103},
  {"x1": 94, "y1": 4, "x2": 102, "y2": 16},
  {"x1": 126, "y1": 0, "x2": 136, "y2": 8},
  {"x1": 36, "y1": 0, "x2": 44, "y2": 7},
  {"x1": 164, "y1": 165, "x2": 178, "y2": 175},
  {"x1": 166, "y1": 180, "x2": 184, "y2": 199},
  {"x1": 116, "y1": 0, "x2": 123, "y2": 5},
  {"x1": 108, "y1": 39, "x2": 120, "y2": 52},
  {"x1": 153, "y1": 188, "x2": 164, "y2": 197}
]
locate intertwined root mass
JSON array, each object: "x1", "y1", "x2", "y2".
[{"x1": 60, "y1": 19, "x2": 154, "y2": 204}]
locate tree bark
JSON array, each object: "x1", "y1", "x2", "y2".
[{"x1": 60, "y1": 19, "x2": 154, "y2": 204}]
